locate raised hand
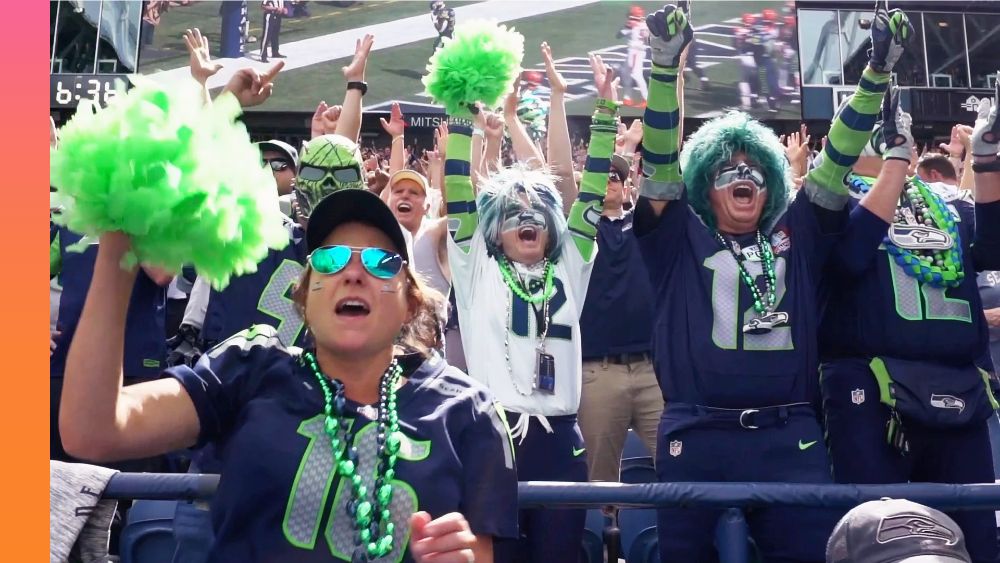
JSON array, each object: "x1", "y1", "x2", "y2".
[
  {"x1": 183, "y1": 28, "x2": 223, "y2": 84},
  {"x1": 343, "y1": 34, "x2": 374, "y2": 82},
  {"x1": 408, "y1": 511, "x2": 477, "y2": 563},
  {"x1": 503, "y1": 78, "x2": 522, "y2": 118},
  {"x1": 868, "y1": 0, "x2": 913, "y2": 74},
  {"x1": 970, "y1": 72, "x2": 1000, "y2": 157},
  {"x1": 380, "y1": 102, "x2": 405, "y2": 138},
  {"x1": 222, "y1": 61, "x2": 284, "y2": 107},
  {"x1": 483, "y1": 111, "x2": 505, "y2": 141},
  {"x1": 878, "y1": 86, "x2": 913, "y2": 162},
  {"x1": 435, "y1": 121, "x2": 449, "y2": 160},
  {"x1": 617, "y1": 119, "x2": 644, "y2": 154},
  {"x1": 938, "y1": 125, "x2": 964, "y2": 157},
  {"x1": 311, "y1": 101, "x2": 329, "y2": 139},
  {"x1": 588, "y1": 53, "x2": 619, "y2": 101},
  {"x1": 645, "y1": 4, "x2": 693, "y2": 68},
  {"x1": 783, "y1": 124, "x2": 812, "y2": 175},
  {"x1": 541, "y1": 41, "x2": 567, "y2": 96}
]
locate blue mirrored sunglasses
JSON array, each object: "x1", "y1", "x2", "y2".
[{"x1": 308, "y1": 245, "x2": 406, "y2": 279}]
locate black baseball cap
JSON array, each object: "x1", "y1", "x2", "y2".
[
  {"x1": 305, "y1": 189, "x2": 411, "y2": 264},
  {"x1": 257, "y1": 139, "x2": 299, "y2": 168},
  {"x1": 827, "y1": 498, "x2": 971, "y2": 563}
]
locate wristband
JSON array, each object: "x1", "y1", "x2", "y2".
[
  {"x1": 471, "y1": 128, "x2": 485, "y2": 138},
  {"x1": 972, "y1": 158, "x2": 1000, "y2": 173},
  {"x1": 392, "y1": 135, "x2": 403, "y2": 143},
  {"x1": 346, "y1": 81, "x2": 368, "y2": 95},
  {"x1": 594, "y1": 98, "x2": 619, "y2": 114}
]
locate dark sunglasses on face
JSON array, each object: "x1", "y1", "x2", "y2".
[
  {"x1": 264, "y1": 159, "x2": 291, "y2": 172},
  {"x1": 308, "y1": 245, "x2": 406, "y2": 279},
  {"x1": 609, "y1": 170, "x2": 626, "y2": 183},
  {"x1": 298, "y1": 165, "x2": 362, "y2": 183}
]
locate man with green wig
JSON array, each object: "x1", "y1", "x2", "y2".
[{"x1": 632, "y1": 2, "x2": 912, "y2": 560}]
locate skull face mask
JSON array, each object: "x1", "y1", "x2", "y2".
[{"x1": 294, "y1": 134, "x2": 365, "y2": 221}]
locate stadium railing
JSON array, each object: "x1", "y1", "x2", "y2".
[{"x1": 101, "y1": 474, "x2": 1000, "y2": 563}]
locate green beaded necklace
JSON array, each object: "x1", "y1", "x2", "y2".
[
  {"x1": 714, "y1": 230, "x2": 778, "y2": 315},
  {"x1": 302, "y1": 351, "x2": 403, "y2": 562},
  {"x1": 497, "y1": 257, "x2": 555, "y2": 304}
]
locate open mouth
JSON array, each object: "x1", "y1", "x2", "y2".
[
  {"x1": 518, "y1": 226, "x2": 539, "y2": 242},
  {"x1": 335, "y1": 297, "x2": 371, "y2": 317},
  {"x1": 732, "y1": 184, "x2": 755, "y2": 204},
  {"x1": 396, "y1": 202, "x2": 413, "y2": 214}
]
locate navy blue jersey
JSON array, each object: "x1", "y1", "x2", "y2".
[
  {"x1": 979, "y1": 271, "x2": 1000, "y2": 370},
  {"x1": 50, "y1": 227, "x2": 167, "y2": 378},
  {"x1": 167, "y1": 326, "x2": 518, "y2": 562},
  {"x1": 202, "y1": 221, "x2": 309, "y2": 348},
  {"x1": 580, "y1": 214, "x2": 655, "y2": 358},
  {"x1": 819, "y1": 191, "x2": 995, "y2": 366},
  {"x1": 635, "y1": 190, "x2": 844, "y2": 408}
]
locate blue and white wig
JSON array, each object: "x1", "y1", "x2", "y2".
[{"x1": 476, "y1": 163, "x2": 568, "y2": 262}]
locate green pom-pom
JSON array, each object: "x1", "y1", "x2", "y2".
[
  {"x1": 422, "y1": 20, "x2": 524, "y2": 115},
  {"x1": 50, "y1": 78, "x2": 288, "y2": 289}
]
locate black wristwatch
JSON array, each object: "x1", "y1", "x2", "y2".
[
  {"x1": 347, "y1": 81, "x2": 368, "y2": 95},
  {"x1": 972, "y1": 158, "x2": 1000, "y2": 173}
]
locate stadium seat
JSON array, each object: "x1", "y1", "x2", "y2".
[
  {"x1": 619, "y1": 508, "x2": 657, "y2": 563},
  {"x1": 620, "y1": 456, "x2": 656, "y2": 484},
  {"x1": 623, "y1": 428, "x2": 651, "y2": 458},
  {"x1": 120, "y1": 500, "x2": 179, "y2": 563},
  {"x1": 580, "y1": 526, "x2": 604, "y2": 563}
]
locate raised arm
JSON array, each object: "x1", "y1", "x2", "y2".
[
  {"x1": 971, "y1": 74, "x2": 1000, "y2": 204},
  {"x1": 637, "y1": 6, "x2": 691, "y2": 219},
  {"x1": 445, "y1": 108, "x2": 480, "y2": 253},
  {"x1": 334, "y1": 34, "x2": 374, "y2": 143},
  {"x1": 183, "y1": 28, "x2": 222, "y2": 106},
  {"x1": 802, "y1": 2, "x2": 911, "y2": 211},
  {"x1": 502, "y1": 79, "x2": 546, "y2": 168},
  {"x1": 61, "y1": 233, "x2": 200, "y2": 461},
  {"x1": 541, "y1": 41, "x2": 577, "y2": 214},
  {"x1": 380, "y1": 102, "x2": 406, "y2": 175},
  {"x1": 566, "y1": 69, "x2": 619, "y2": 261},
  {"x1": 482, "y1": 112, "x2": 504, "y2": 175},
  {"x1": 970, "y1": 73, "x2": 1000, "y2": 270},
  {"x1": 857, "y1": 88, "x2": 912, "y2": 222}
]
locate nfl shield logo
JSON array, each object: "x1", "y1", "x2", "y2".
[
  {"x1": 669, "y1": 440, "x2": 682, "y2": 457},
  {"x1": 851, "y1": 389, "x2": 866, "y2": 405}
]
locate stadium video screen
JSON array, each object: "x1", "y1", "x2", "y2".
[{"x1": 138, "y1": 1, "x2": 800, "y2": 119}]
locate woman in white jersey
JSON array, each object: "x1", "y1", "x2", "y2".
[{"x1": 442, "y1": 64, "x2": 619, "y2": 561}]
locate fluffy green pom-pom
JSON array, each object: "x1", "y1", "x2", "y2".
[
  {"x1": 422, "y1": 20, "x2": 524, "y2": 115},
  {"x1": 50, "y1": 78, "x2": 288, "y2": 289}
]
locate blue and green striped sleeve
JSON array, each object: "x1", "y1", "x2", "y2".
[
  {"x1": 640, "y1": 64, "x2": 683, "y2": 200},
  {"x1": 444, "y1": 114, "x2": 478, "y2": 254},
  {"x1": 804, "y1": 66, "x2": 890, "y2": 209},
  {"x1": 567, "y1": 104, "x2": 617, "y2": 260}
]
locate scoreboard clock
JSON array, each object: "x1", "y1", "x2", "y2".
[{"x1": 50, "y1": 74, "x2": 130, "y2": 108}]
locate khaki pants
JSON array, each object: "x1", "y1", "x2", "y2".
[{"x1": 578, "y1": 356, "x2": 664, "y2": 482}]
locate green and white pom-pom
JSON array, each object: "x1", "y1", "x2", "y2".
[
  {"x1": 423, "y1": 20, "x2": 524, "y2": 115},
  {"x1": 50, "y1": 78, "x2": 288, "y2": 289}
]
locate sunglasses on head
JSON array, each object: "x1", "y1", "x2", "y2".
[
  {"x1": 308, "y1": 245, "x2": 406, "y2": 279},
  {"x1": 264, "y1": 159, "x2": 291, "y2": 172},
  {"x1": 713, "y1": 162, "x2": 765, "y2": 190}
]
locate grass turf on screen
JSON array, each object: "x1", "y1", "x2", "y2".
[{"x1": 138, "y1": 1, "x2": 799, "y2": 119}]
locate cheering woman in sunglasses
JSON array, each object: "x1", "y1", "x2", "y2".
[{"x1": 60, "y1": 187, "x2": 518, "y2": 563}]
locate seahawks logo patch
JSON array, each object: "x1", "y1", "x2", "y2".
[{"x1": 888, "y1": 224, "x2": 953, "y2": 250}]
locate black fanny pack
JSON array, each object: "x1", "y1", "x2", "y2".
[{"x1": 869, "y1": 357, "x2": 997, "y2": 453}]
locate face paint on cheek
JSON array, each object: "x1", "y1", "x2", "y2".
[
  {"x1": 310, "y1": 279, "x2": 324, "y2": 292},
  {"x1": 502, "y1": 209, "x2": 548, "y2": 233}
]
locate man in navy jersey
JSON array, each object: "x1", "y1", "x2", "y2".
[
  {"x1": 49, "y1": 226, "x2": 172, "y2": 466},
  {"x1": 578, "y1": 151, "x2": 661, "y2": 481},
  {"x1": 633, "y1": 3, "x2": 911, "y2": 560},
  {"x1": 820, "y1": 75, "x2": 1000, "y2": 562}
]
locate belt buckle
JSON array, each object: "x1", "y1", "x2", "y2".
[{"x1": 739, "y1": 409, "x2": 759, "y2": 430}]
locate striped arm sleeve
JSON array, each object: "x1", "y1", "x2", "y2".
[
  {"x1": 640, "y1": 64, "x2": 683, "y2": 200},
  {"x1": 804, "y1": 66, "x2": 890, "y2": 210},
  {"x1": 445, "y1": 116, "x2": 478, "y2": 254},
  {"x1": 567, "y1": 107, "x2": 617, "y2": 261}
]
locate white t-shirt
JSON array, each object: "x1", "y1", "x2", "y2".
[{"x1": 447, "y1": 231, "x2": 595, "y2": 416}]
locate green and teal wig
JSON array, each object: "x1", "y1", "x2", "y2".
[{"x1": 679, "y1": 111, "x2": 792, "y2": 234}]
